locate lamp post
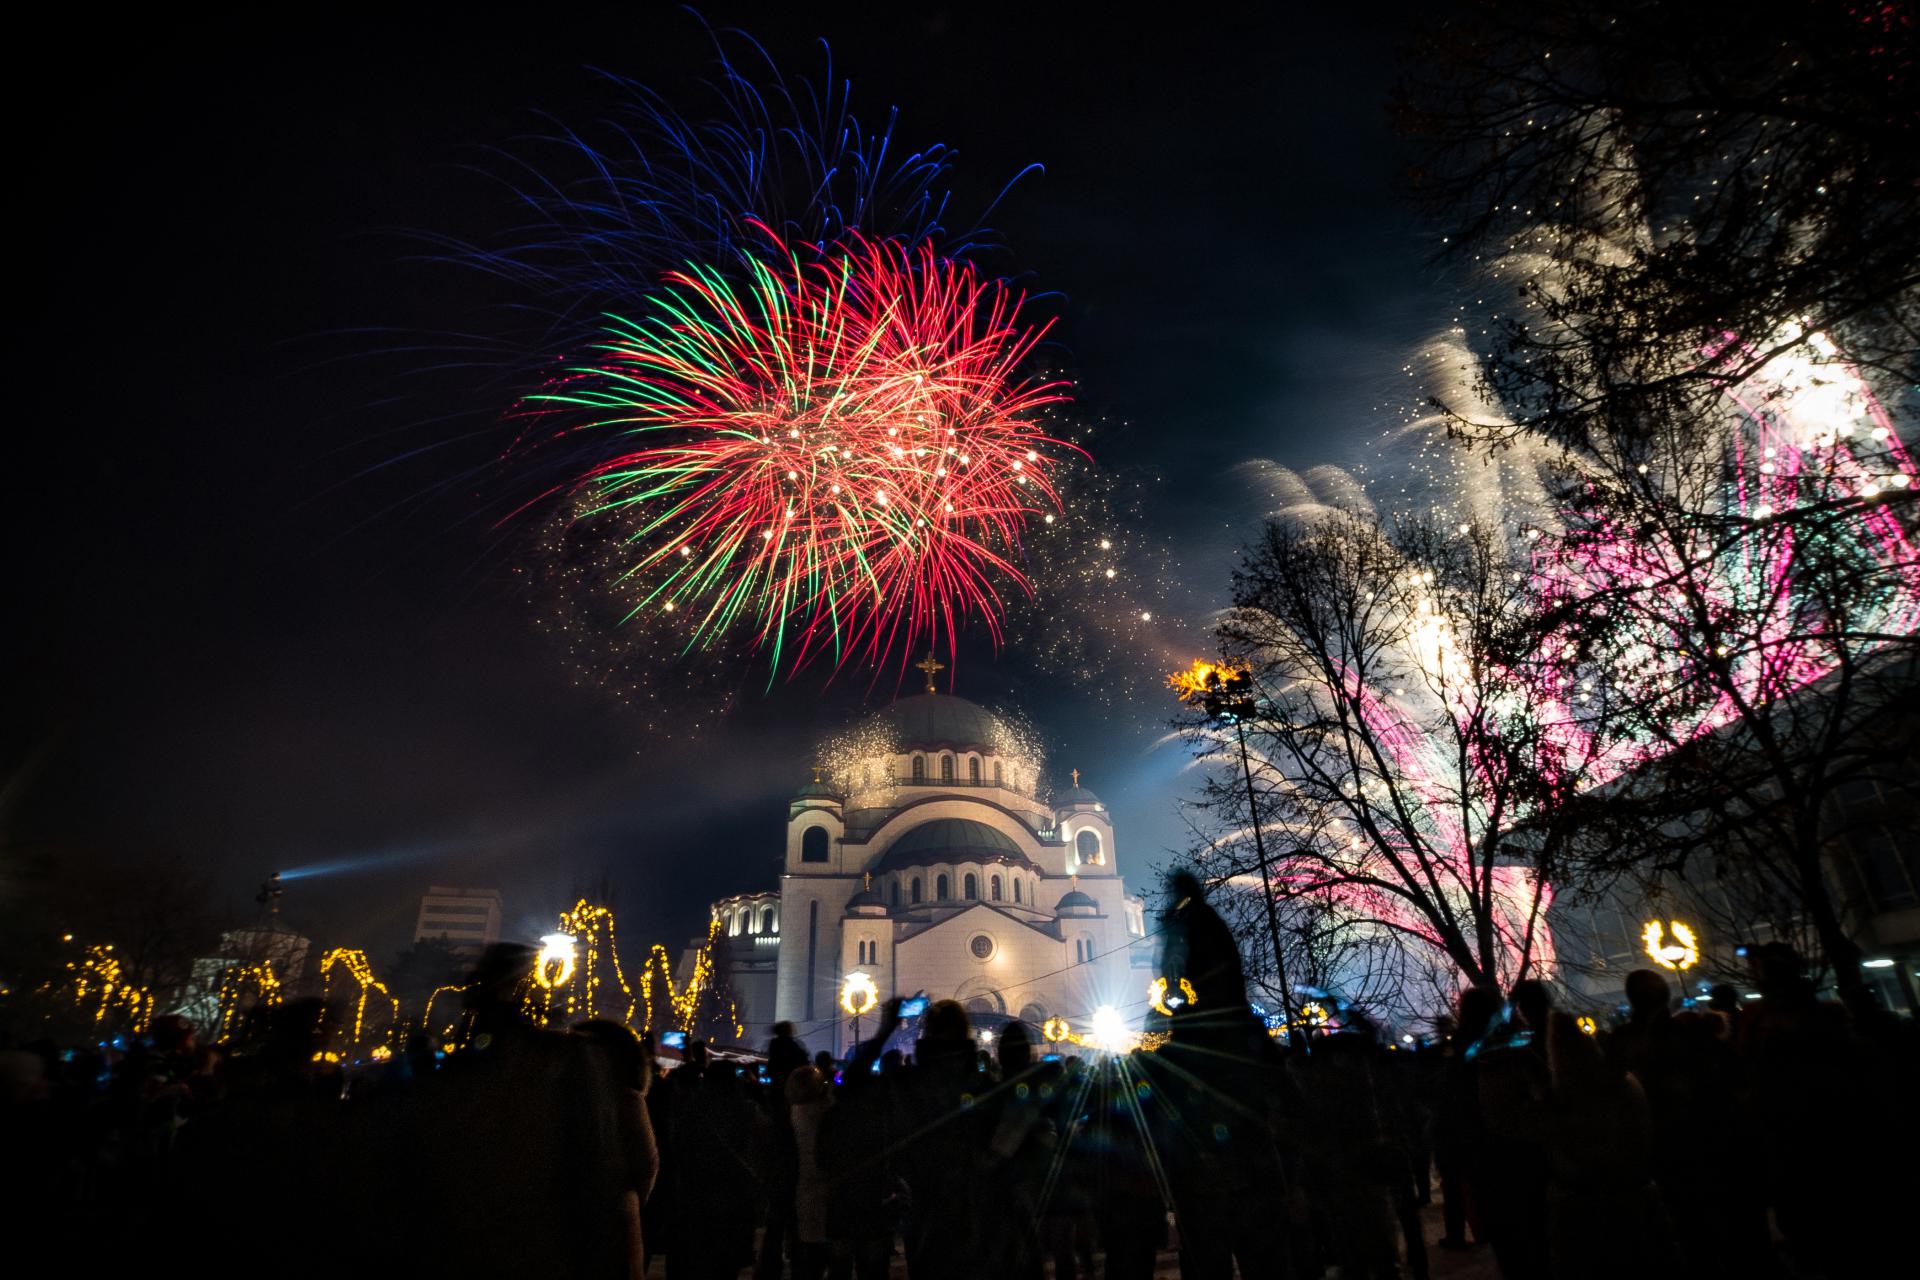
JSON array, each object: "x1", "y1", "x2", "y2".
[
  {"x1": 1170, "y1": 659, "x2": 1305, "y2": 1053},
  {"x1": 840, "y1": 971, "x2": 878, "y2": 1057}
]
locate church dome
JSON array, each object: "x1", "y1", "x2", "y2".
[
  {"x1": 1055, "y1": 889, "x2": 1098, "y2": 915},
  {"x1": 872, "y1": 693, "x2": 1009, "y2": 752},
  {"x1": 875, "y1": 818, "x2": 1037, "y2": 872},
  {"x1": 1056, "y1": 786, "x2": 1100, "y2": 808},
  {"x1": 795, "y1": 777, "x2": 840, "y2": 800},
  {"x1": 845, "y1": 887, "x2": 888, "y2": 916}
]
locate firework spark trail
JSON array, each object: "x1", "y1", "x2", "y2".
[
  {"x1": 1521, "y1": 332, "x2": 1920, "y2": 786},
  {"x1": 524, "y1": 229, "x2": 1073, "y2": 682}
]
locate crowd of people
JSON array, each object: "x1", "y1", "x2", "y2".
[{"x1": 1, "y1": 873, "x2": 1912, "y2": 1278}]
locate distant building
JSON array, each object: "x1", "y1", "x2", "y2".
[{"x1": 413, "y1": 887, "x2": 503, "y2": 955}]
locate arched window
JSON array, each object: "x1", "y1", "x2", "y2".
[
  {"x1": 912, "y1": 755, "x2": 925, "y2": 783},
  {"x1": 911, "y1": 877, "x2": 923, "y2": 904},
  {"x1": 1076, "y1": 829, "x2": 1102, "y2": 866},
  {"x1": 994, "y1": 761, "x2": 1004, "y2": 786},
  {"x1": 747, "y1": 909, "x2": 759, "y2": 934},
  {"x1": 802, "y1": 826, "x2": 830, "y2": 863},
  {"x1": 762, "y1": 907, "x2": 776, "y2": 933},
  {"x1": 969, "y1": 757, "x2": 981, "y2": 783},
  {"x1": 990, "y1": 875, "x2": 1002, "y2": 901},
  {"x1": 941, "y1": 754, "x2": 955, "y2": 783},
  {"x1": 1013, "y1": 879, "x2": 1022, "y2": 904},
  {"x1": 964, "y1": 873, "x2": 978, "y2": 900},
  {"x1": 728, "y1": 909, "x2": 741, "y2": 936},
  {"x1": 936, "y1": 874, "x2": 950, "y2": 900},
  {"x1": 891, "y1": 880, "x2": 901, "y2": 908}
]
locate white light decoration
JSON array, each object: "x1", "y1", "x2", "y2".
[
  {"x1": 1641, "y1": 920, "x2": 1699, "y2": 971},
  {"x1": 1089, "y1": 1004, "x2": 1129, "y2": 1051},
  {"x1": 535, "y1": 933, "x2": 578, "y2": 989},
  {"x1": 839, "y1": 970, "x2": 879, "y2": 1017}
]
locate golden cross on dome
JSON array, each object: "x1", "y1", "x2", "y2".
[
  {"x1": 915, "y1": 648, "x2": 945, "y2": 693},
  {"x1": 812, "y1": 764, "x2": 823, "y2": 783},
  {"x1": 1071, "y1": 768, "x2": 1080, "y2": 789},
  {"x1": 864, "y1": 871, "x2": 873, "y2": 891}
]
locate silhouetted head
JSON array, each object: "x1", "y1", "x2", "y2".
[
  {"x1": 1166, "y1": 869, "x2": 1204, "y2": 906},
  {"x1": 917, "y1": 999, "x2": 973, "y2": 1066},
  {"x1": 773, "y1": 1021, "x2": 795, "y2": 1040},
  {"x1": 1509, "y1": 979, "x2": 1554, "y2": 1031},
  {"x1": 1751, "y1": 943, "x2": 1806, "y2": 996},
  {"x1": 813, "y1": 1050, "x2": 834, "y2": 1073},
  {"x1": 463, "y1": 943, "x2": 536, "y2": 1029},
  {"x1": 1707, "y1": 984, "x2": 1741, "y2": 1014},
  {"x1": 684, "y1": 1039, "x2": 709, "y2": 1074},
  {"x1": 997, "y1": 1020, "x2": 1035, "y2": 1075},
  {"x1": 921, "y1": 999, "x2": 971, "y2": 1043},
  {"x1": 1624, "y1": 968, "x2": 1672, "y2": 1018},
  {"x1": 150, "y1": 1014, "x2": 196, "y2": 1056},
  {"x1": 1455, "y1": 986, "x2": 1503, "y2": 1044},
  {"x1": 1547, "y1": 1012, "x2": 1616, "y2": 1099}
]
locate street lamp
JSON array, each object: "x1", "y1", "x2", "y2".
[
  {"x1": 1170, "y1": 658, "x2": 1305, "y2": 1052},
  {"x1": 536, "y1": 933, "x2": 578, "y2": 988},
  {"x1": 1641, "y1": 920, "x2": 1699, "y2": 971},
  {"x1": 840, "y1": 971, "x2": 879, "y2": 1054}
]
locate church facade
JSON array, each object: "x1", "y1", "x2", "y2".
[{"x1": 709, "y1": 690, "x2": 1150, "y2": 1054}]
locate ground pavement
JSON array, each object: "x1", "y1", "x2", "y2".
[{"x1": 648, "y1": 1196, "x2": 1501, "y2": 1278}]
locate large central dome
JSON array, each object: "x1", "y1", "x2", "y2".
[
  {"x1": 872, "y1": 693, "x2": 1010, "y2": 751},
  {"x1": 875, "y1": 818, "x2": 1037, "y2": 871}
]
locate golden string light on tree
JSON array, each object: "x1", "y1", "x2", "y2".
[
  {"x1": 643, "y1": 917, "x2": 742, "y2": 1039},
  {"x1": 215, "y1": 960, "x2": 282, "y2": 1042},
  {"x1": 556, "y1": 900, "x2": 638, "y2": 1022},
  {"x1": 41, "y1": 940, "x2": 155, "y2": 1035},
  {"x1": 318, "y1": 947, "x2": 399, "y2": 1048},
  {"x1": 420, "y1": 982, "x2": 473, "y2": 1048}
]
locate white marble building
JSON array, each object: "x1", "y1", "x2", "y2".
[{"x1": 712, "y1": 690, "x2": 1150, "y2": 1053}]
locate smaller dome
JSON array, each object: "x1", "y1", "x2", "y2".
[
  {"x1": 1055, "y1": 889, "x2": 1098, "y2": 915},
  {"x1": 1055, "y1": 786, "x2": 1101, "y2": 807},
  {"x1": 795, "y1": 775, "x2": 840, "y2": 800},
  {"x1": 846, "y1": 888, "x2": 888, "y2": 916}
]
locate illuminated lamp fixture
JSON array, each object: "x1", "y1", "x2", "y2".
[
  {"x1": 1147, "y1": 975, "x2": 1198, "y2": 1017},
  {"x1": 1641, "y1": 920, "x2": 1700, "y2": 971},
  {"x1": 839, "y1": 971, "x2": 879, "y2": 1017},
  {"x1": 535, "y1": 933, "x2": 578, "y2": 989}
]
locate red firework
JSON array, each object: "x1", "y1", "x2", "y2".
[{"x1": 528, "y1": 228, "x2": 1074, "y2": 680}]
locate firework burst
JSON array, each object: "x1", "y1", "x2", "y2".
[{"x1": 524, "y1": 230, "x2": 1073, "y2": 682}]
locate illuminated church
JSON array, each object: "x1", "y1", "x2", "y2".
[{"x1": 709, "y1": 664, "x2": 1150, "y2": 1053}]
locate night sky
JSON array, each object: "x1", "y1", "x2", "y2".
[{"x1": 13, "y1": 3, "x2": 1449, "y2": 960}]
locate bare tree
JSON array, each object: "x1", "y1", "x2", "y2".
[
  {"x1": 1180, "y1": 510, "x2": 1611, "y2": 997},
  {"x1": 1401, "y1": 0, "x2": 1920, "y2": 1012}
]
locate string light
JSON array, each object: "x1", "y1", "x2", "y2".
[{"x1": 318, "y1": 947, "x2": 398, "y2": 1049}]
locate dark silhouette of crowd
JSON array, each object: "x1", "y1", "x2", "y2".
[{"x1": 2, "y1": 878, "x2": 1912, "y2": 1278}]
